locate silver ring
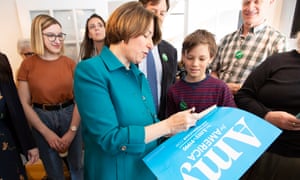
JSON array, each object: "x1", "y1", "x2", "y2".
[{"x1": 292, "y1": 122, "x2": 296, "y2": 126}]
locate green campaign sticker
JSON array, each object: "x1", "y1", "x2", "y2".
[
  {"x1": 179, "y1": 101, "x2": 188, "y2": 110},
  {"x1": 235, "y1": 50, "x2": 244, "y2": 60},
  {"x1": 162, "y1": 53, "x2": 168, "y2": 62}
]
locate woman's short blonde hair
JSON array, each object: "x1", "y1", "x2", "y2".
[
  {"x1": 31, "y1": 14, "x2": 64, "y2": 56},
  {"x1": 105, "y1": 1, "x2": 161, "y2": 46}
]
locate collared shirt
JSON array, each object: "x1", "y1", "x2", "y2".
[
  {"x1": 211, "y1": 22, "x2": 286, "y2": 83},
  {"x1": 139, "y1": 46, "x2": 162, "y2": 108}
]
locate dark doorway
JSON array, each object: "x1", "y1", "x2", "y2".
[{"x1": 291, "y1": 0, "x2": 300, "y2": 37}]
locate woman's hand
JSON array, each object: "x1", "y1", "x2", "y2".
[
  {"x1": 145, "y1": 107, "x2": 199, "y2": 143},
  {"x1": 59, "y1": 130, "x2": 76, "y2": 153},
  {"x1": 26, "y1": 148, "x2": 39, "y2": 165},
  {"x1": 165, "y1": 107, "x2": 199, "y2": 136},
  {"x1": 44, "y1": 130, "x2": 65, "y2": 152},
  {"x1": 264, "y1": 111, "x2": 300, "y2": 130}
]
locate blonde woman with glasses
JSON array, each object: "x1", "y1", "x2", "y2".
[{"x1": 17, "y1": 14, "x2": 83, "y2": 180}]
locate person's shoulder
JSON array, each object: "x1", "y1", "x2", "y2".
[
  {"x1": 18, "y1": 55, "x2": 38, "y2": 74},
  {"x1": 76, "y1": 55, "x2": 102, "y2": 70},
  {"x1": 158, "y1": 40, "x2": 176, "y2": 51},
  {"x1": 258, "y1": 51, "x2": 291, "y2": 69},
  {"x1": 265, "y1": 25, "x2": 286, "y2": 38},
  {"x1": 22, "y1": 54, "x2": 38, "y2": 65},
  {"x1": 0, "y1": 52, "x2": 6, "y2": 58},
  {"x1": 159, "y1": 40, "x2": 175, "y2": 47},
  {"x1": 268, "y1": 50, "x2": 295, "y2": 60},
  {"x1": 265, "y1": 25, "x2": 282, "y2": 33},
  {"x1": 169, "y1": 79, "x2": 184, "y2": 89},
  {"x1": 223, "y1": 30, "x2": 238, "y2": 38},
  {"x1": 61, "y1": 55, "x2": 74, "y2": 61},
  {"x1": 77, "y1": 56, "x2": 96, "y2": 66},
  {"x1": 60, "y1": 55, "x2": 77, "y2": 67},
  {"x1": 219, "y1": 30, "x2": 239, "y2": 44},
  {"x1": 207, "y1": 75, "x2": 227, "y2": 86},
  {"x1": 0, "y1": 52, "x2": 9, "y2": 63},
  {"x1": 158, "y1": 40, "x2": 177, "y2": 63},
  {"x1": 0, "y1": 53, "x2": 9, "y2": 66}
]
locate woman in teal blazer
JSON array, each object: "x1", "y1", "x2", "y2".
[{"x1": 74, "y1": 2, "x2": 199, "y2": 179}]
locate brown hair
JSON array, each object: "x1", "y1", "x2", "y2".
[
  {"x1": 105, "y1": 1, "x2": 161, "y2": 46},
  {"x1": 182, "y1": 29, "x2": 217, "y2": 59},
  {"x1": 0, "y1": 53, "x2": 13, "y2": 83},
  {"x1": 31, "y1": 14, "x2": 64, "y2": 56},
  {"x1": 139, "y1": 0, "x2": 170, "y2": 11},
  {"x1": 79, "y1": 13, "x2": 106, "y2": 60}
]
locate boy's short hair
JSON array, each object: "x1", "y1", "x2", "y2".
[{"x1": 182, "y1": 29, "x2": 217, "y2": 59}]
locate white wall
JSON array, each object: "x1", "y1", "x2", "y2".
[
  {"x1": 0, "y1": 0, "x2": 23, "y2": 78},
  {"x1": 0, "y1": 0, "x2": 297, "y2": 77},
  {"x1": 15, "y1": 0, "x2": 109, "y2": 38},
  {"x1": 278, "y1": 0, "x2": 297, "y2": 37},
  {"x1": 0, "y1": 0, "x2": 108, "y2": 78}
]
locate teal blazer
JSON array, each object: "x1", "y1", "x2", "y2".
[{"x1": 74, "y1": 46, "x2": 159, "y2": 180}]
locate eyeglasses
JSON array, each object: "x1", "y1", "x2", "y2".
[
  {"x1": 42, "y1": 33, "x2": 66, "y2": 42},
  {"x1": 22, "y1": 52, "x2": 35, "y2": 57}
]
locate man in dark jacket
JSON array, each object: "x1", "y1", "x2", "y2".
[{"x1": 139, "y1": 0, "x2": 178, "y2": 120}]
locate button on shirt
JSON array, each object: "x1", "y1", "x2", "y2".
[{"x1": 121, "y1": 145, "x2": 127, "y2": 151}]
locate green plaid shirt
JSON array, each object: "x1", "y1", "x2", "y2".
[{"x1": 211, "y1": 22, "x2": 286, "y2": 83}]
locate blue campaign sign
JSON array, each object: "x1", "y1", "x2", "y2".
[{"x1": 143, "y1": 106, "x2": 282, "y2": 180}]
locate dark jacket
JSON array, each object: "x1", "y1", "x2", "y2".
[
  {"x1": 157, "y1": 40, "x2": 178, "y2": 120},
  {"x1": 0, "y1": 53, "x2": 36, "y2": 156}
]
